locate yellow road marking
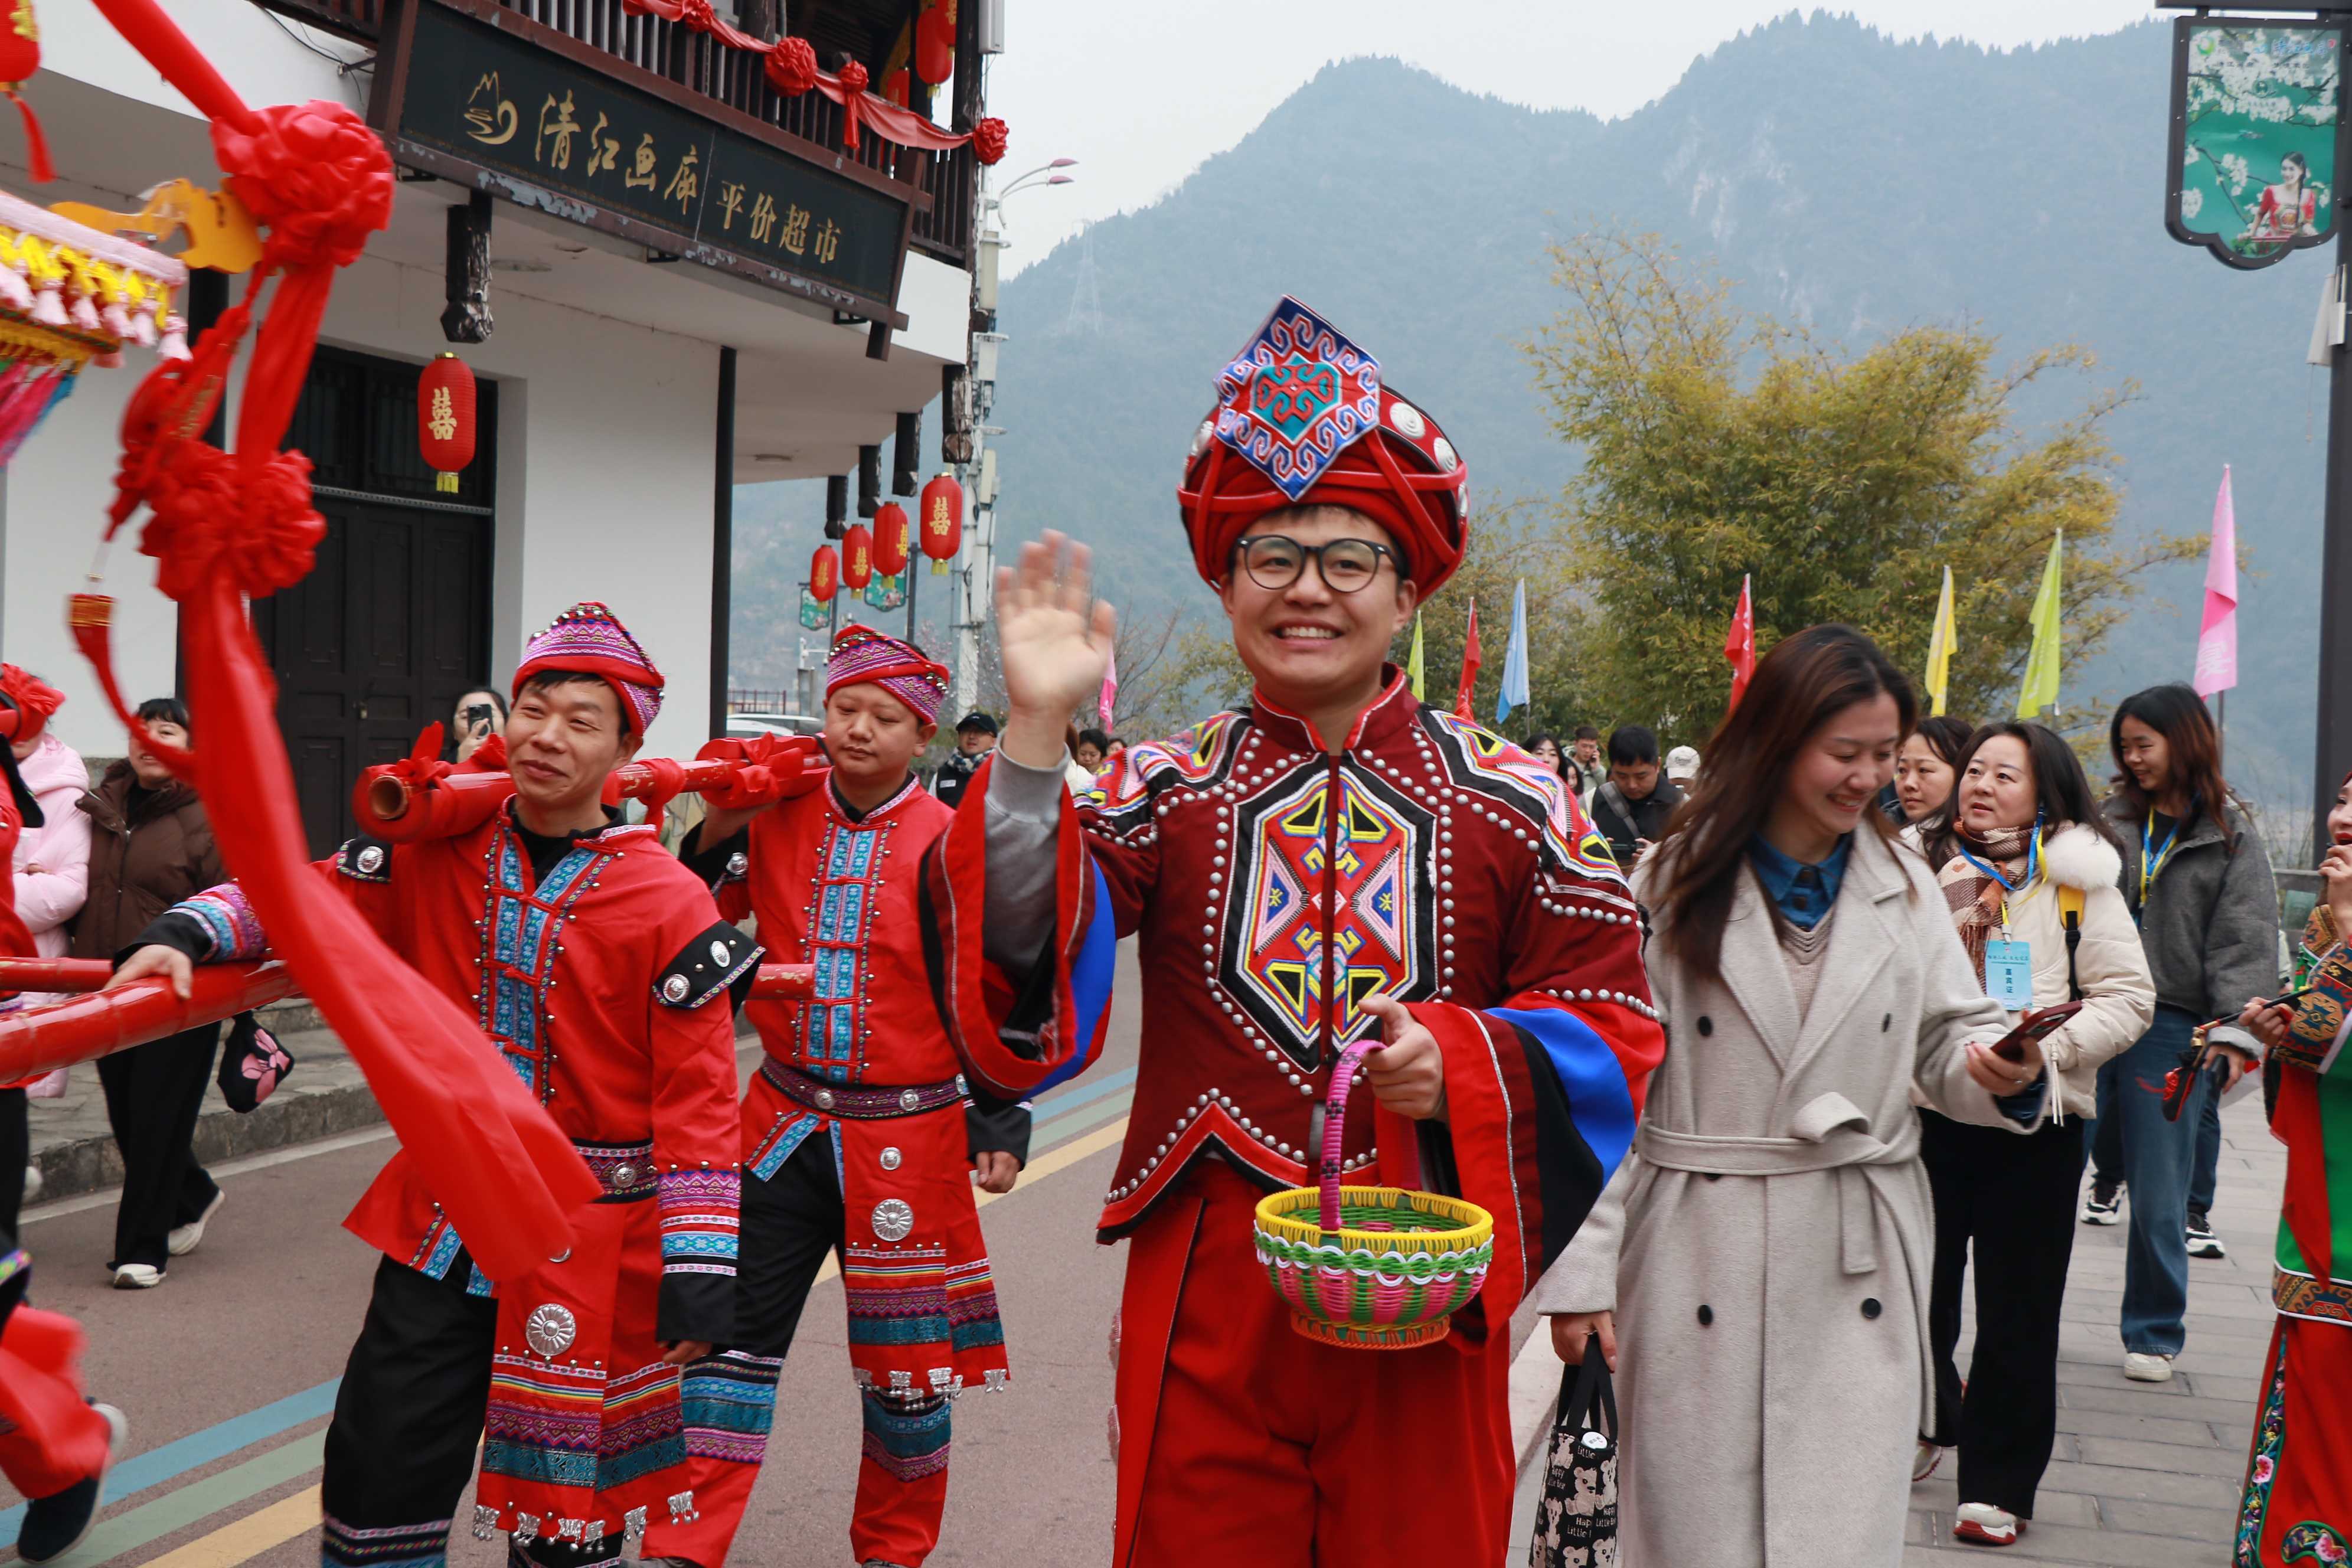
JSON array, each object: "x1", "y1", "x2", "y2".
[
  {"x1": 812, "y1": 1116, "x2": 1128, "y2": 1285},
  {"x1": 138, "y1": 1485, "x2": 319, "y2": 1568}
]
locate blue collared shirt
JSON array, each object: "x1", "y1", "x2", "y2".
[{"x1": 1747, "y1": 833, "x2": 1853, "y2": 930}]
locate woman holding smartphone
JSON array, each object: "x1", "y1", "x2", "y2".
[
  {"x1": 1536, "y1": 626, "x2": 2027, "y2": 1568},
  {"x1": 1912, "y1": 722, "x2": 2153, "y2": 1545},
  {"x1": 445, "y1": 686, "x2": 506, "y2": 766}
]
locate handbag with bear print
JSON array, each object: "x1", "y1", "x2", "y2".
[{"x1": 1529, "y1": 1335, "x2": 1618, "y2": 1568}]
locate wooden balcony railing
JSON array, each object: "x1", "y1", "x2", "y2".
[{"x1": 267, "y1": 0, "x2": 976, "y2": 267}]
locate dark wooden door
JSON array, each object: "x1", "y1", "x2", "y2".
[
  {"x1": 257, "y1": 498, "x2": 491, "y2": 856},
  {"x1": 256, "y1": 347, "x2": 497, "y2": 857}
]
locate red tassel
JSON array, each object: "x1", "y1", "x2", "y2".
[
  {"x1": 67, "y1": 594, "x2": 190, "y2": 774},
  {"x1": 5, "y1": 87, "x2": 52, "y2": 184}
]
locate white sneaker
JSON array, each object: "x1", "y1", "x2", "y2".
[
  {"x1": 22, "y1": 1164, "x2": 40, "y2": 1204},
  {"x1": 110, "y1": 1264, "x2": 163, "y2": 1290},
  {"x1": 1954, "y1": 1502, "x2": 2023, "y2": 1546},
  {"x1": 167, "y1": 1190, "x2": 226, "y2": 1257},
  {"x1": 1913, "y1": 1440, "x2": 1945, "y2": 1482},
  {"x1": 2123, "y1": 1351, "x2": 2175, "y2": 1383}
]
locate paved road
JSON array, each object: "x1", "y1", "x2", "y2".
[{"x1": 1, "y1": 953, "x2": 1143, "y2": 1568}]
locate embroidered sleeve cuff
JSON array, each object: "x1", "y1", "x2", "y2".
[
  {"x1": 139, "y1": 886, "x2": 267, "y2": 962},
  {"x1": 658, "y1": 1166, "x2": 741, "y2": 1279}
]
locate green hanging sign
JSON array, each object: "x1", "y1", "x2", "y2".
[
  {"x1": 798, "y1": 588, "x2": 829, "y2": 630},
  {"x1": 863, "y1": 572, "x2": 905, "y2": 610},
  {"x1": 2168, "y1": 19, "x2": 2343, "y2": 270}
]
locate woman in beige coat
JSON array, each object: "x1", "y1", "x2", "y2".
[{"x1": 1537, "y1": 626, "x2": 2027, "y2": 1568}]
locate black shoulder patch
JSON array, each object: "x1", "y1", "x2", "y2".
[
  {"x1": 333, "y1": 834, "x2": 394, "y2": 884},
  {"x1": 655, "y1": 920, "x2": 763, "y2": 1010}
]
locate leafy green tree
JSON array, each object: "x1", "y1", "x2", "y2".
[{"x1": 1521, "y1": 233, "x2": 2202, "y2": 743}]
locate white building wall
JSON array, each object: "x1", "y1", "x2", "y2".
[{"x1": 0, "y1": 250, "x2": 720, "y2": 762}]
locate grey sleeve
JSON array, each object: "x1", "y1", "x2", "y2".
[
  {"x1": 981, "y1": 749, "x2": 1070, "y2": 972},
  {"x1": 2205, "y1": 824, "x2": 2284, "y2": 1051}
]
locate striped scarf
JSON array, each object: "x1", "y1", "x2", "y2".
[{"x1": 1936, "y1": 822, "x2": 2036, "y2": 973}]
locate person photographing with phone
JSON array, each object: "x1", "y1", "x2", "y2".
[
  {"x1": 2224, "y1": 768, "x2": 2352, "y2": 1565},
  {"x1": 446, "y1": 686, "x2": 507, "y2": 766},
  {"x1": 1909, "y1": 722, "x2": 2154, "y2": 1546}
]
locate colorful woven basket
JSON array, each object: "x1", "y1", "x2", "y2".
[{"x1": 1252, "y1": 1036, "x2": 1494, "y2": 1350}]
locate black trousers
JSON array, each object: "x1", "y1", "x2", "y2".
[
  {"x1": 739, "y1": 1132, "x2": 846, "y2": 1358},
  {"x1": 0, "y1": 1086, "x2": 25, "y2": 1235},
  {"x1": 320, "y1": 1254, "x2": 621, "y2": 1567},
  {"x1": 96, "y1": 1024, "x2": 221, "y2": 1269},
  {"x1": 1920, "y1": 1108, "x2": 2085, "y2": 1517}
]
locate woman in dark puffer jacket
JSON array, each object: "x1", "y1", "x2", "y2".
[{"x1": 69, "y1": 699, "x2": 227, "y2": 1289}]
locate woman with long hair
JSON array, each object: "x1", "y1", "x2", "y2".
[
  {"x1": 1909, "y1": 723, "x2": 2154, "y2": 1544},
  {"x1": 2086, "y1": 683, "x2": 2276, "y2": 1381},
  {"x1": 1535, "y1": 625, "x2": 2024, "y2": 1567},
  {"x1": 1895, "y1": 714, "x2": 1972, "y2": 825}
]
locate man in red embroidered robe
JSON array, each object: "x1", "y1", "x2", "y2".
[
  {"x1": 657, "y1": 625, "x2": 1111, "y2": 1568},
  {"x1": 943, "y1": 298, "x2": 1666, "y2": 1566},
  {"x1": 113, "y1": 604, "x2": 752, "y2": 1567}
]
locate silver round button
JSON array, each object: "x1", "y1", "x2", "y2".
[
  {"x1": 871, "y1": 1198, "x2": 916, "y2": 1242},
  {"x1": 612, "y1": 1163, "x2": 638, "y2": 1189},
  {"x1": 662, "y1": 974, "x2": 690, "y2": 1002},
  {"x1": 708, "y1": 939, "x2": 732, "y2": 966},
  {"x1": 525, "y1": 1303, "x2": 577, "y2": 1358},
  {"x1": 879, "y1": 1146, "x2": 902, "y2": 1171},
  {"x1": 357, "y1": 845, "x2": 384, "y2": 873},
  {"x1": 726, "y1": 851, "x2": 748, "y2": 876},
  {"x1": 899, "y1": 1089, "x2": 922, "y2": 1112},
  {"x1": 815, "y1": 1089, "x2": 837, "y2": 1111}
]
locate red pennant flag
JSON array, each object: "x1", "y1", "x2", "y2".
[
  {"x1": 1453, "y1": 598, "x2": 1482, "y2": 721},
  {"x1": 1724, "y1": 573, "x2": 1755, "y2": 713}
]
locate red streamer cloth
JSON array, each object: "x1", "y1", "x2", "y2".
[
  {"x1": 613, "y1": 0, "x2": 1001, "y2": 161},
  {"x1": 73, "y1": 0, "x2": 599, "y2": 1283},
  {"x1": 5, "y1": 89, "x2": 54, "y2": 184}
]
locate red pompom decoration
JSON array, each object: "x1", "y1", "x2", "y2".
[
  {"x1": 212, "y1": 100, "x2": 394, "y2": 273},
  {"x1": 883, "y1": 68, "x2": 909, "y2": 107},
  {"x1": 972, "y1": 117, "x2": 1008, "y2": 166},
  {"x1": 809, "y1": 544, "x2": 840, "y2": 603},
  {"x1": 873, "y1": 501, "x2": 910, "y2": 577},
  {"x1": 841, "y1": 523, "x2": 873, "y2": 589},
  {"x1": 919, "y1": 472, "x2": 962, "y2": 563},
  {"x1": 837, "y1": 59, "x2": 869, "y2": 95},
  {"x1": 765, "y1": 36, "x2": 818, "y2": 97},
  {"x1": 914, "y1": 8, "x2": 953, "y2": 85},
  {"x1": 416, "y1": 352, "x2": 475, "y2": 494}
]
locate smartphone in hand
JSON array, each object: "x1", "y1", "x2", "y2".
[{"x1": 1992, "y1": 1000, "x2": 2085, "y2": 1063}]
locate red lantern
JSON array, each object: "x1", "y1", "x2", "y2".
[
  {"x1": 809, "y1": 544, "x2": 839, "y2": 602},
  {"x1": 882, "y1": 68, "x2": 909, "y2": 107},
  {"x1": 873, "y1": 501, "x2": 910, "y2": 576},
  {"x1": 417, "y1": 352, "x2": 476, "y2": 494},
  {"x1": 842, "y1": 523, "x2": 873, "y2": 589},
  {"x1": 914, "y1": 8, "x2": 953, "y2": 86},
  {"x1": 919, "y1": 472, "x2": 962, "y2": 574}
]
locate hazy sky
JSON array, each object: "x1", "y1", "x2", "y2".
[{"x1": 982, "y1": 2, "x2": 2160, "y2": 272}]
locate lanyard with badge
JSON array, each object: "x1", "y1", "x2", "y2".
[
  {"x1": 2139, "y1": 809, "x2": 2183, "y2": 910},
  {"x1": 1960, "y1": 825, "x2": 2041, "y2": 1010}
]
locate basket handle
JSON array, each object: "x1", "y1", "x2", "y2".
[{"x1": 1318, "y1": 1036, "x2": 1381, "y2": 1235}]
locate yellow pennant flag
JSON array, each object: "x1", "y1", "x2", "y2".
[
  {"x1": 1407, "y1": 612, "x2": 1426, "y2": 701},
  {"x1": 1925, "y1": 566, "x2": 1956, "y2": 717},
  {"x1": 2015, "y1": 532, "x2": 2063, "y2": 719}
]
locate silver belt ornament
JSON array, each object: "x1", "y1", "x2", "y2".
[
  {"x1": 524, "y1": 1302, "x2": 578, "y2": 1358},
  {"x1": 871, "y1": 1198, "x2": 916, "y2": 1242}
]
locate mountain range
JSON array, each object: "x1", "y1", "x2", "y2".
[{"x1": 734, "y1": 12, "x2": 2331, "y2": 799}]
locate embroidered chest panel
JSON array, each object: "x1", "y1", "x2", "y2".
[
  {"x1": 798, "y1": 817, "x2": 899, "y2": 1084},
  {"x1": 1221, "y1": 762, "x2": 1436, "y2": 1069},
  {"x1": 475, "y1": 827, "x2": 610, "y2": 1104}
]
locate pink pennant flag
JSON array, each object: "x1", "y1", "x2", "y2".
[
  {"x1": 2193, "y1": 466, "x2": 2239, "y2": 698},
  {"x1": 1098, "y1": 641, "x2": 1119, "y2": 728}
]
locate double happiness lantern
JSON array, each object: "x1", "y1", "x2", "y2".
[
  {"x1": 809, "y1": 543, "x2": 840, "y2": 602},
  {"x1": 841, "y1": 522, "x2": 873, "y2": 590},
  {"x1": 914, "y1": 2, "x2": 954, "y2": 85},
  {"x1": 417, "y1": 352, "x2": 475, "y2": 493},
  {"x1": 919, "y1": 471, "x2": 962, "y2": 576},
  {"x1": 873, "y1": 501, "x2": 910, "y2": 576}
]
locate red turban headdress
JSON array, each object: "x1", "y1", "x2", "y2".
[
  {"x1": 512, "y1": 602, "x2": 665, "y2": 735},
  {"x1": 0, "y1": 665, "x2": 62, "y2": 741},
  {"x1": 1178, "y1": 296, "x2": 1470, "y2": 593},
  {"x1": 826, "y1": 624, "x2": 948, "y2": 724}
]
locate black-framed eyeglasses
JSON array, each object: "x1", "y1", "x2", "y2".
[{"x1": 1232, "y1": 534, "x2": 1398, "y2": 594}]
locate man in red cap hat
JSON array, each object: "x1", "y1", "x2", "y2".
[
  {"x1": 948, "y1": 297, "x2": 1665, "y2": 1564},
  {"x1": 656, "y1": 623, "x2": 1113, "y2": 1568},
  {"x1": 113, "y1": 603, "x2": 754, "y2": 1568}
]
